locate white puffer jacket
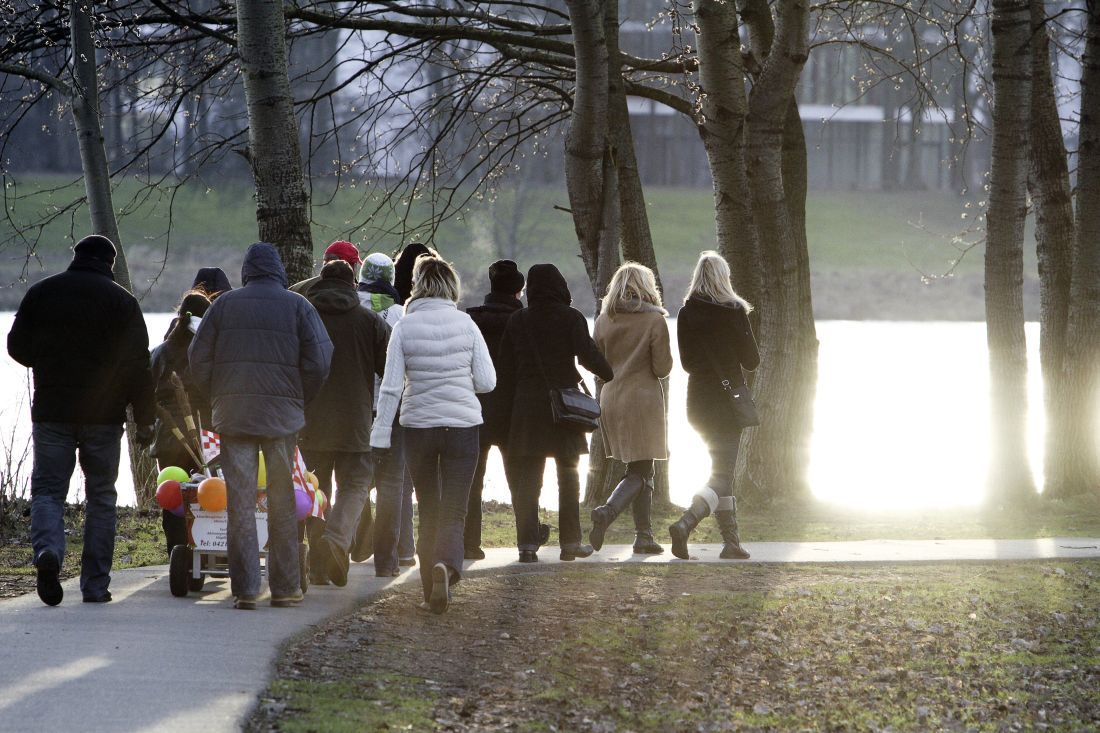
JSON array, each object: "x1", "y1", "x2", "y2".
[{"x1": 370, "y1": 297, "x2": 496, "y2": 448}]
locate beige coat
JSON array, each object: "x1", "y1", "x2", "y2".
[{"x1": 594, "y1": 306, "x2": 674, "y2": 463}]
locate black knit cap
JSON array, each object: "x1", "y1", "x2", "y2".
[
  {"x1": 488, "y1": 259, "x2": 524, "y2": 294},
  {"x1": 73, "y1": 234, "x2": 117, "y2": 264}
]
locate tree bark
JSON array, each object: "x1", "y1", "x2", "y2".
[
  {"x1": 695, "y1": 0, "x2": 761, "y2": 308},
  {"x1": 563, "y1": 0, "x2": 620, "y2": 302},
  {"x1": 985, "y1": 0, "x2": 1035, "y2": 501},
  {"x1": 736, "y1": 0, "x2": 816, "y2": 504},
  {"x1": 1027, "y1": 0, "x2": 1077, "y2": 497},
  {"x1": 236, "y1": 0, "x2": 314, "y2": 284},
  {"x1": 68, "y1": 0, "x2": 158, "y2": 509},
  {"x1": 1054, "y1": 2, "x2": 1100, "y2": 497}
]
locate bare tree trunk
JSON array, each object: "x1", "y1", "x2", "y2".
[
  {"x1": 1028, "y1": 0, "x2": 1077, "y2": 497},
  {"x1": 1055, "y1": 2, "x2": 1100, "y2": 497},
  {"x1": 563, "y1": 0, "x2": 620, "y2": 302},
  {"x1": 236, "y1": 0, "x2": 314, "y2": 284},
  {"x1": 736, "y1": 0, "x2": 815, "y2": 504},
  {"x1": 69, "y1": 0, "x2": 157, "y2": 508},
  {"x1": 985, "y1": 0, "x2": 1035, "y2": 501},
  {"x1": 694, "y1": 0, "x2": 760, "y2": 308}
]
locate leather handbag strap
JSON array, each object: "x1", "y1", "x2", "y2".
[{"x1": 701, "y1": 335, "x2": 737, "y2": 391}]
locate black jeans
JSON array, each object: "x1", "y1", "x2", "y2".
[
  {"x1": 704, "y1": 430, "x2": 742, "y2": 497},
  {"x1": 464, "y1": 442, "x2": 506, "y2": 551},
  {"x1": 300, "y1": 450, "x2": 374, "y2": 553},
  {"x1": 506, "y1": 453, "x2": 581, "y2": 551},
  {"x1": 372, "y1": 425, "x2": 407, "y2": 573},
  {"x1": 404, "y1": 426, "x2": 480, "y2": 601},
  {"x1": 30, "y1": 422, "x2": 123, "y2": 599}
]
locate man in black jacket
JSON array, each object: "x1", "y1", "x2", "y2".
[
  {"x1": 7, "y1": 234, "x2": 155, "y2": 606},
  {"x1": 190, "y1": 243, "x2": 333, "y2": 609},
  {"x1": 462, "y1": 260, "x2": 525, "y2": 559},
  {"x1": 300, "y1": 261, "x2": 389, "y2": 586}
]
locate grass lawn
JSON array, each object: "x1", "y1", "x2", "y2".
[
  {"x1": 0, "y1": 174, "x2": 1013, "y2": 316},
  {"x1": 248, "y1": 561, "x2": 1100, "y2": 732}
]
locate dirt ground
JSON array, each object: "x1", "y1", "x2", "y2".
[{"x1": 249, "y1": 562, "x2": 1100, "y2": 732}]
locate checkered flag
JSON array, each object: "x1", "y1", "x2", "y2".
[{"x1": 200, "y1": 430, "x2": 221, "y2": 465}]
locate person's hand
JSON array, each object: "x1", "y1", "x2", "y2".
[
  {"x1": 371, "y1": 446, "x2": 391, "y2": 468},
  {"x1": 135, "y1": 424, "x2": 155, "y2": 446}
]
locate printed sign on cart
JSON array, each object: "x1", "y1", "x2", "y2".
[{"x1": 190, "y1": 510, "x2": 268, "y2": 552}]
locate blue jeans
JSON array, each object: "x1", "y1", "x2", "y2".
[
  {"x1": 221, "y1": 435, "x2": 299, "y2": 598},
  {"x1": 404, "y1": 426, "x2": 479, "y2": 601},
  {"x1": 373, "y1": 425, "x2": 407, "y2": 573},
  {"x1": 30, "y1": 422, "x2": 123, "y2": 599}
]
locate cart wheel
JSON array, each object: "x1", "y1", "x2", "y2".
[
  {"x1": 299, "y1": 541, "x2": 309, "y2": 595},
  {"x1": 169, "y1": 545, "x2": 190, "y2": 597},
  {"x1": 188, "y1": 568, "x2": 205, "y2": 593}
]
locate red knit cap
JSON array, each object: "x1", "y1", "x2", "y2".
[{"x1": 324, "y1": 240, "x2": 361, "y2": 267}]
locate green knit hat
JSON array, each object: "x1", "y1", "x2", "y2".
[{"x1": 360, "y1": 252, "x2": 396, "y2": 285}]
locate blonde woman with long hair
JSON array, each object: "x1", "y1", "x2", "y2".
[
  {"x1": 588, "y1": 262, "x2": 674, "y2": 554},
  {"x1": 670, "y1": 251, "x2": 758, "y2": 560}
]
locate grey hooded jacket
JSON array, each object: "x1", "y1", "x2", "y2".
[{"x1": 189, "y1": 243, "x2": 333, "y2": 438}]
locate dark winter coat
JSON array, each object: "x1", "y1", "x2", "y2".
[
  {"x1": 6, "y1": 254, "x2": 155, "y2": 426},
  {"x1": 467, "y1": 292, "x2": 523, "y2": 446},
  {"x1": 497, "y1": 265, "x2": 613, "y2": 458},
  {"x1": 676, "y1": 296, "x2": 760, "y2": 439},
  {"x1": 189, "y1": 243, "x2": 333, "y2": 438},
  {"x1": 300, "y1": 277, "x2": 390, "y2": 452},
  {"x1": 150, "y1": 327, "x2": 211, "y2": 464}
]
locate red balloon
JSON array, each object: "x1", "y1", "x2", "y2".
[{"x1": 156, "y1": 480, "x2": 183, "y2": 512}]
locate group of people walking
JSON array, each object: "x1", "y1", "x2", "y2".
[{"x1": 8, "y1": 233, "x2": 759, "y2": 615}]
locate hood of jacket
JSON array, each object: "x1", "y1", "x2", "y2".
[
  {"x1": 307, "y1": 277, "x2": 361, "y2": 314},
  {"x1": 525, "y1": 264, "x2": 571, "y2": 306},
  {"x1": 67, "y1": 253, "x2": 116, "y2": 281},
  {"x1": 192, "y1": 266, "x2": 232, "y2": 294},
  {"x1": 241, "y1": 243, "x2": 288, "y2": 288}
]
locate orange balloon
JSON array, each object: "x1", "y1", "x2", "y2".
[{"x1": 197, "y1": 477, "x2": 228, "y2": 512}]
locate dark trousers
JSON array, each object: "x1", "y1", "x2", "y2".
[
  {"x1": 300, "y1": 450, "x2": 374, "y2": 553},
  {"x1": 221, "y1": 435, "x2": 298, "y2": 598},
  {"x1": 506, "y1": 452, "x2": 581, "y2": 551},
  {"x1": 404, "y1": 426, "x2": 479, "y2": 601},
  {"x1": 705, "y1": 430, "x2": 742, "y2": 496},
  {"x1": 30, "y1": 422, "x2": 123, "y2": 599},
  {"x1": 464, "y1": 442, "x2": 505, "y2": 551},
  {"x1": 397, "y1": 466, "x2": 415, "y2": 559},
  {"x1": 156, "y1": 446, "x2": 201, "y2": 554},
  {"x1": 372, "y1": 425, "x2": 407, "y2": 573}
]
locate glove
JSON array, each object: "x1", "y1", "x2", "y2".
[{"x1": 134, "y1": 424, "x2": 155, "y2": 447}]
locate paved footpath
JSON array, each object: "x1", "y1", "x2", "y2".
[{"x1": 2, "y1": 538, "x2": 1099, "y2": 733}]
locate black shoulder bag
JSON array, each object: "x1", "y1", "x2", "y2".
[
  {"x1": 521, "y1": 311, "x2": 601, "y2": 432},
  {"x1": 702, "y1": 341, "x2": 760, "y2": 429}
]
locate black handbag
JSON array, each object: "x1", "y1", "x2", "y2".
[
  {"x1": 703, "y1": 341, "x2": 760, "y2": 429},
  {"x1": 521, "y1": 311, "x2": 602, "y2": 432}
]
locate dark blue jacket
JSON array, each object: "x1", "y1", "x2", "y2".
[{"x1": 189, "y1": 243, "x2": 333, "y2": 438}]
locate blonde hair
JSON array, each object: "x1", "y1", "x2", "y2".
[
  {"x1": 600, "y1": 262, "x2": 666, "y2": 316},
  {"x1": 684, "y1": 250, "x2": 753, "y2": 312},
  {"x1": 410, "y1": 254, "x2": 461, "y2": 302}
]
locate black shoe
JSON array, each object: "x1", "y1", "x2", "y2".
[
  {"x1": 632, "y1": 530, "x2": 664, "y2": 555},
  {"x1": 464, "y1": 547, "x2": 486, "y2": 560},
  {"x1": 518, "y1": 550, "x2": 539, "y2": 563},
  {"x1": 715, "y1": 502, "x2": 751, "y2": 560},
  {"x1": 631, "y1": 481, "x2": 663, "y2": 554},
  {"x1": 589, "y1": 474, "x2": 645, "y2": 551},
  {"x1": 35, "y1": 550, "x2": 63, "y2": 607},
  {"x1": 429, "y1": 563, "x2": 450, "y2": 614},
  {"x1": 588, "y1": 507, "x2": 611, "y2": 552},
  {"x1": 322, "y1": 536, "x2": 350, "y2": 587},
  {"x1": 82, "y1": 591, "x2": 112, "y2": 603},
  {"x1": 669, "y1": 495, "x2": 712, "y2": 560},
  {"x1": 560, "y1": 543, "x2": 593, "y2": 561},
  {"x1": 349, "y1": 509, "x2": 374, "y2": 563}
]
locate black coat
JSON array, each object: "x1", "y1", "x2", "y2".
[
  {"x1": 497, "y1": 265, "x2": 613, "y2": 458},
  {"x1": 677, "y1": 296, "x2": 760, "y2": 439},
  {"x1": 6, "y1": 254, "x2": 154, "y2": 426},
  {"x1": 149, "y1": 328, "x2": 211, "y2": 467},
  {"x1": 189, "y1": 243, "x2": 333, "y2": 438},
  {"x1": 300, "y1": 277, "x2": 390, "y2": 452},
  {"x1": 467, "y1": 292, "x2": 523, "y2": 446}
]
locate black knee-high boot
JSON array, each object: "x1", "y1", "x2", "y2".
[
  {"x1": 588, "y1": 473, "x2": 644, "y2": 551},
  {"x1": 630, "y1": 480, "x2": 663, "y2": 554},
  {"x1": 715, "y1": 496, "x2": 750, "y2": 559},
  {"x1": 668, "y1": 488, "x2": 717, "y2": 560}
]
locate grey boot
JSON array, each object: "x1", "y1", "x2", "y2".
[
  {"x1": 631, "y1": 481, "x2": 663, "y2": 554},
  {"x1": 715, "y1": 496, "x2": 750, "y2": 560},
  {"x1": 668, "y1": 488, "x2": 718, "y2": 560},
  {"x1": 589, "y1": 474, "x2": 644, "y2": 551}
]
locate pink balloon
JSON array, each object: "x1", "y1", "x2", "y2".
[
  {"x1": 169, "y1": 503, "x2": 186, "y2": 518},
  {"x1": 294, "y1": 489, "x2": 312, "y2": 521}
]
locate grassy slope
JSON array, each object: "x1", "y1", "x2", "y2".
[{"x1": 250, "y1": 561, "x2": 1100, "y2": 732}]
